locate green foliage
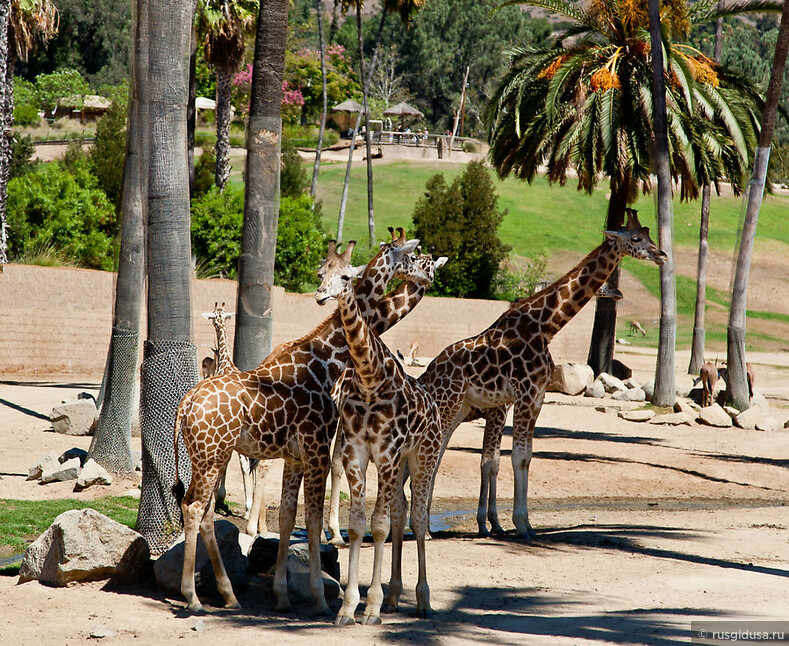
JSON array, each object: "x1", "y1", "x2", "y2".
[
  {"x1": 61, "y1": 141, "x2": 90, "y2": 174},
  {"x1": 89, "y1": 84, "x2": 128, "y2": 209},
  {"x1": 193, "y1": 148, "x2": 217, "y2": 197},
  {"x1": 190, "y1": 186, "x2": 245, "y2": 279},
  {"x1": 275, "y1": 195, "x2": 329, "y2": 291},
  {"x1": 281, "y1": 138, "x2": 309, "y2": 198},
  {"x1": 33, "y1": 69, "x2": 90, "y2": 115},
  {"x1": 492, "y1": 250, "x2": 549, "y2": 301},
  {"x1": 411, "y1": 161, "x2": 510, "y2": 298},
  {"x1": 12, "y1": 78, "x2": 40, "y2": 126},
  {"x1": 6, "y1": 161, "x2": 117, "y2": 270},
  {"x1": 9, "y1": 134, "x2": 37, "y2": 179}
]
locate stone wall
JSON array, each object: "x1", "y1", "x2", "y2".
[{"x1": 0, "y1": 264, "x2": 594, "y2": 377}]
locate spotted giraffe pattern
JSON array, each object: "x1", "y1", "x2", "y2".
[
  {"x1": 418, "y1": 209, "x2": 667, "y2": 537},
  {"x1": 327, "y1": 256, "x2": 442, "y2": 625},
  {"x1": 172, "y1": 230, "x2": 433, "y2": 615}
]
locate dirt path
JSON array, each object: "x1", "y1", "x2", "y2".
[{"x1": 1, "y1": 351, "x2": 788, "y2": 645}]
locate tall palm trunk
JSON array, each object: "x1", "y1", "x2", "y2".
[
  {"x1": 356, "y1": 2, "x2": 376, "y2": 247},
  {"x1": 727, "y1": 0, "x2": 789, "y2": 410},
  {"x1": 88, "y1": 0, "x2": 149, "y2": 473},
  {"x1": 188, "y1": 23, "x2": 198, "y2": 196},
  {"x1": 0, "y1": 0, "x2": 9, "y2": 268},
  {"x1": 214, "y1": 66, "x2": 233, "y2": 190},
  {"x1": 336, "y1": 8, "x2": 386, "y2": 243},
  {"x1": 233, "y1": 0, "x2": 289, "y2": 371},
  {"x1": 689, "y1": 12, "x2": 723, "y2": 375},
  {"x1": 587, "y1": 176, "x2": 629, "y2": 376},
  {"x1": 310, "y1": 0, "x2": 328, "y2": 198},
  {"x1": 649, "y1": 0, "x2": 676, "y2": 408},
  {"x1": 136, "y1": 0, "x2": 199, "y2": 554},
  {"x1": 329, "y1": 0, "x2": 341, "y2": 43}
]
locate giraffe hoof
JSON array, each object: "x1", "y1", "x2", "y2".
[
  {"x1": 415, "y1": 606, "x2": 432, "y2": 619},
  {"x1": 329, "y1": 537, "x2": 347, "y2": 547},
  {"x1": 335, "y1": 615, "x2": 356, "y2": 626},
  {"x1": 491, "y1": 525, "x2": 506, "y2": 537},
  {"x1": 477, "y1": 527, "x2": 491, "y2": 538},
  {"x1": 224, "y1": 600, "x2": 242, "y2": 611},
  {"x1": 275, "y1": 601, "x2": 294, "y2": 614},
  {"x1": 381, "y1": 602, "x2": 398, "y2": 614},
  {"x1": 361, "y1": 615, "x2": 382, "y2": 625},
  {"x1": 186, "y1": 603, "x2": 206, "y2": 615},
  {"x1": 312, "y1": 606, "x2": 335, "y2": 619}
]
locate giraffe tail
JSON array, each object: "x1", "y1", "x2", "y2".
[{"x1": 172, "y1": 394, "x2": 190, "y2": 507}]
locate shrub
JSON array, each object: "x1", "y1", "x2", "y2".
[
  {"x1": 275, "y1": 195, "x2": 328, "y2": 291},
  {"x1": 7, "y1": 162, "x2": 117, "y2": 270},
  {"x1": 190, "y1": 186, "x2": 244, "y2": 278},
  {"x1": 13, "y1": 78, "x2": 39, "y2": 126},
  {"x1": 9, "y1": 134, "x2": 37, "y2": 179},
  {"x1": 193, "y1": 148, "x2": 216, "y2": 197},
  {"x1": 90, "y1": 85, "x2": 128, "y2": 209},
  {"x1": 280, "y1": 137, "x2": 308, "y2": 198},
  {"x1": 411, "y1": 160, "x2": 510, "y2": 298},
  {"x1": 492, "y1": 250, "x2": 549, "y2": 301}
]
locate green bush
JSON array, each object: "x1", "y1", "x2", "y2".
[
  {"x1": 7, "y1": 162, "x2": 117, "y2": 270},
  {"x1": 90, "y1": 85, "x2": 128, "y2": 209},
  {"x1": 190, "y1": 186, "x2": 244, "y2": 279},
  {"x1": 34, "y1": 69, "x2": 89, "y2": 116},
  {"x1": 281, "y1": 137, "x2": 308, "y2": 198},
  {"x1": 193, "y1": 148, "x2": 216, "y2": 197},
  {"x1": 13, "y1": 102, "x2": 40, "y2": 127},
  {"x1": 275, "y1": 195, "x2": 329, "y2": 291},
  {"x1": 411, "y1": 160, "x2": 510, "y2": 298},
  {"x1": 12, "y1": 78, "x2": 39, "y2": 126},
  {"x1": 9, "y1": 134, "x2": 37, "y2": 179},
  {"x1": 492, "y1": 250, "x2": 549, "y2": 301}
]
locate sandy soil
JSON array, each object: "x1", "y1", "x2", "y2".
[{"x1": 1, "y1": 345, "x2": 788, "y2": 646}]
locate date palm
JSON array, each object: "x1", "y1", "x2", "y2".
[
  {"x1": 487, "y1": 0, "x2": 770, "y2": 375},
  {"x1": 197, "y1": 0, "x2": 258, "y2": 190}
]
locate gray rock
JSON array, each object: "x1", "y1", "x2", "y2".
[
  {"x1": 548, "y1": 363, "x2": 594, "y2": 396},
  {"x1": 734, "y1": 406, "x2": 765, "y2": 430},
  {"x1": 598, "y1": 373, "x2": 627, "y2": 393},
  {"x1": 238, "y1": 532, "x2": 255, "y2": 557},
  {"x1": 612, "y1": 390, "x2": 630, "y2": 401},
  {"x1": 192, "y1": 620, "x2": 206, "y2": 632},
  {"x1": 650, "y1": 412, "x2": 692, "y2": 426},
  {"x1": 285, "y1": 554, "x2": 341, "y2": 604},
  {"x1": 584, "y1": 380, "x2": 606, "y2": 399},
  {"x1": 642, "y1": 379, "x2": 655, "y2": 402},
  {"x1": 751, "y1": 393, "x2": 769, "y2": 411},
  {"x1": 27, "y1": 451, "x2": 59, "y2": 481},
  {"x1": 623, "y1": 378, "x2": 641, "y2": 390},
  {"x1": 724, "y1": 405, "x2": 740, "y2": 418},
  {"x1": 153, "y1": 520, "x2": 248, "y2": 598},
  {"x1": 40, "y1": 457, "x2": 81, "y2": 484},
  {"x1": 673, "y1": 400, "x2": 697, "y2": 418},
  {"x1": 615, "y1": 337, "x2": 630, "y2": 345},
  {"x1": 611, "y1": 359, "x2": 632, "y2": 380},
  {"x1": 784, "y1": 419, "x2": 789, "y2": 429},
  {"x1": 18, "y1": 508, "x2": 150, "y2": 586},
  {"x1": 625, "y1": 387, "x2": 646, "y2": 402},
  {"x1": 50, "y1": 399, "x2": 98, "y2": 436},
  {"x1": 89, "y1": 625, "x2": 117, "y2": 639},
  {"x1": 248, "y1": 536, "x2": 340, "y2": 582},
  {"x1": 618, "y1": 409, "x2": 656, "y2": 422},
  {"x1": 757, "y1": 416, "x2": 780, "y2": 432},
  {"x1": 697, "y1": 404, "x2": 732, "y2": 428},
  {"x1": 74, "y1": 458, "x2": 113, "y2": 492}
]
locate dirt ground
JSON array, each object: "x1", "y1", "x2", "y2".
[{"x1": 0, "y1": 345, "x2": 788, "y2": 646}]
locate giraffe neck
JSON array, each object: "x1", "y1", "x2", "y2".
[
  {"x1": 213, "y1": 320, "x2": 236, "y2": 374},
  {"x1": 337, "y1": 284, "x2": 388, "y2": 392},
  {"x1": 512, "y1": 239, "x2": 623, "y2": 340}
]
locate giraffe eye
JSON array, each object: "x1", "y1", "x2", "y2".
[{"x1": 632, "y1": 236, "x2": 642, "y2": 243}]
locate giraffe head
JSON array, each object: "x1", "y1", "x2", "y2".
[
  {"x1": 415, "y1": 245, "x2": 449, "y2": 283},
  {"x1": 315, "y1": 240, "x2": 365, "y2": 305},
  {"x1": 604, "y1": 209, "x2": 667, "y2": 265},
  {"x1": 370, "y1": 226, "x2": 431, "y2": 286},
  {"x1": 202, "y1": 302, "x2": 234, "y2": 324}
]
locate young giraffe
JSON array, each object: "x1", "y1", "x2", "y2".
[
  {"x1": 321, "y1": 250, "x2": 442, "y2": 625},
  {"x1": 203, "y1": 302, "x2": 271, "y2": 533},
  {"x1": 417, "y1": 209, "x2": 666, "y2": 538},
  {"x1": 173, "y1": 229, "x2": 430, "y2": 614}
]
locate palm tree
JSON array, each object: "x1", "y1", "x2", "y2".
[
  {"x1": 136, "y1": 0, "x2": 200, "y2": 554},
  {"x1": 233, "y1": 0, "x2": 289, "y2": 371},
  {"x1": 0, "y1": 0, "x2": 58, "y2": 268},
  {"x1": 727, "y1": 1, "x2": 789, "y2": 410},
  {"x1": 88, "y1": 0, "x2": 148, "y2": 473},
  {"x1": 196, "y1": 0, "x2": 258, "y2": 190},
  {"x1": 310, "y1": 0, "x2": 328, "y2": 198},
  {"x1": 488, "y1": 0, "x2": 766, "y2": 376}
]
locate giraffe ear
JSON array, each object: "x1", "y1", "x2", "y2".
[
  {"x1": 349, "y1": 264, "x2": 366, "y2": 278},
  {"x1": 434, "y1": 256, "x2": 448, "y2": 269},
  {"x1": 223, "y1": 312, "x2": 234, "y2": 320},
  {"x1": 400, "y1": 238, "x2": 420, "y2": 254},
  {"x1": 604, "y1": 230, "x2": 622, "y2": 241},
  {"x1": 202, "y1": 312, "x2": 213, "y2": 320}
]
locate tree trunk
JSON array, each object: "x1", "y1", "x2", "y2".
[
  {"x1": 136, "y1": 0, "x2": 199, "y2": 555},
  {"x1": 310, "y1": 0, "x2": 327, "y2": 198},
  {"x1": 727, "y1": 0, "x2": 789, "y2": 410},
  {"x1": 233, "y1": 0, "x2": 289, "y2": 371},
  {"x1": 214, "y1": 66, "x2": 233, "y2": 190},
  {"x1": 587, "y1": 177, "x2": 629, "y2": 376},
  {"x1": 356, "y1": 3, "x2": 375, "y2": 247},
  {"x1": 688, "y1": 12, "x2": 723, "y2": 375},
  {"x1": 187, "y1": 23, "x2": 197, "y2": 197},
  {"x1": 88, "y1": 0, "x2": 149, "y2": 474},
  {"x1": 0, "y1": 2, "x2": 10, "y2": 269},
  {"x1": 336, "y1": 8, "x2": 386, "y2": 243},
  {"x1": 329, "y1": 0, "x2": 340, "y2": 43},
  {"x1": 649, "y1": 0, "x2": 677, "y2": 408}
]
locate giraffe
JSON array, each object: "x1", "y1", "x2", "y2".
[
  {"x1": 172, "y1": 229, "x2": 431, "y2": 615},
  {"x1": 321, "y1": 250, "x2": 442, "y2": 625},
  {"x1": 203, "y1": 302, "x2": 271, "y2": 532},
  {"x1": 416, "y1": 208, "x2": 666, "y2": 538},
  {"x1": 326, "y1": 251, "x2": 448, "y2": 547}
]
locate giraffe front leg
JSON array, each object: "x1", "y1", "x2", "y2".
[
  {"x1": 477, "y1": 406, "x2": 507, "y2": 536},
  {"x1": 383, "y1": 479, "x2": 407, "y2": 614},
  {"x1": 335, "y1": 443, "x2": 369, "y2": 626},
  {"x1": 511, "y1": 400, "x2": 539, "y2": 539},
  {"x1": 273, "y1": 462, "x2": 302, "y2": 612},
  {"x1": 410, "y1": 461, "x2": 436, "y2": 618},
  {"x1": 199, "y1": 492, "x2": 240, "y2": 609},
  {"x1": 245, "y1": 462, "x2": 267, "y2": 536},
  {"x1": 303, "y1": 462, "x2": 331, "y2": 616},
  {"x1": 362, "y1": 465, "x2": 396, "y2": 625},
  {"x1": 327, "y1": 430, "x2": 346, "y2": 546}
]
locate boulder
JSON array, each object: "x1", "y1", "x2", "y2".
[
  {"x1": 18, "y1": 508, "x2": 150, "y2": 586},
  {"x1": 549, "y1": 363, "x2": 594, "y2": 396},
  {"x1": 286, "y1": 554, "x2": 341, "y2": 604},
  {"x1": 697, "y1": 404, "x2": 732, "y2": 428},
  {"x1": 751, "y1": 393, "x2": 769, "y2": 411},
  {"x1": 27, "y1": 451, "x2": 59, "y2": 481},
  {"x1": 757, "y1": 416, "x2": 780, "y2": 432},
  {"x1": 673, "y1": 400, "x2": 697, "y2": 418},
  {"x1": 624, "y1": 387, "x2": 646, "y2": 402},
  {"x1": 584, "y1": 380, "x2": 606, "y2": 399},
  {"x1": 784, "y1": 419, "x2": 789, "y2": 429},
  {"x1": 153, "y1": 520, "x2": 248, "y2": 598},
  {"x1": 248, "y1": 536, "x2": 340, "y2": 581},
  {"x1": 40, "y1": 457, "x2": 81, "y2": 484},
  {"x1": 623, "y1": 378, "x2": 641, "y2": 390},
  {"x1": 74, "y1": 458, "x2": 113, "y2": 492},
  {"x1": 734, "y1": 406, "x2": 765, "y2": 430},
  {"x1": 611, "y1": 359, "x2": 632, "y2": 380},
  {"x1": 617, "y1": 409, "x2": 656, "y2": 422},
  {"x1": 650, "y1": 412, "x2": 692, "y2": 426},
  {"x1": 642, "y1": 379, "x2": 655, "y2": 402},
  {"x1": 50, "y1": 399, "x2": 98, "y2": 436},
  {"x1": 598, "y1": 373, "x2": 627, "y2": 394}
]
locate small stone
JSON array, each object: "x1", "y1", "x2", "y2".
[
  {"x1": 49, "y1": 399, "x2": 98, "y2": 436},
  {"x1": 735, "y1": 406, "x2": 765, "y2": 430},
  {"x1": 584, "y1": 380, "x2": 606, "y2": 399},
  {"x1": 615, "y1": 337, "x2": 630, "y2": 345},
  {"x1": 618, "y1": 409, "x2": 656, "y2": 422},
  {"x1": 650, "y1": 412, "x2": 692, "y2": 426},
  {"x1": 89, "y1": 625, "x2": 117, "y2": 639},
  {"x1": 40, "y1": 457, "x2": 81, "y2": 484},
  {"x1": 598, "y1": 373, "x2": 627, "y2": 393},
  {"x1": 784, "y1": 419, "x2": 789, "y2": 429},
  {"x1": 756, "y1": 416, "x2": 780, "y2": 432},
  {"x1": 74, "y1": 459, "x2": 113, "y2": 492},
  {"x1": 27, "y1": 451, "x2": 59, "y2": 481},
  {"x1": 697, "y1": 404, "x2": 732, "y2": 428},
  {"x1": 192, "y1": 620, "x2": 206, "y2": 632}
]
